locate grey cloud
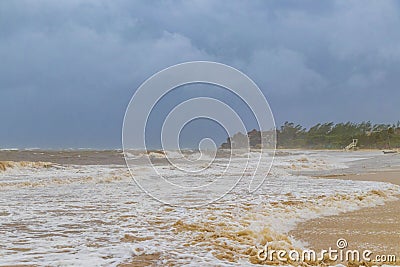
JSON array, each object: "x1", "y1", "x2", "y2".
[
  {"x1": 247, "y1": 48, "x2": 328, "y2": 94},
  {"x1": 0, "y1": 0, "x2": 399, "y2": 148}
]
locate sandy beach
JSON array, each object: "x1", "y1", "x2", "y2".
[{"x1": 290, "y1": 170, "x2": 400, "y2": 266}]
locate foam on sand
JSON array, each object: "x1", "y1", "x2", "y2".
[{"x1": 0, "y1": 151, "x2": 399, "y2": 266}]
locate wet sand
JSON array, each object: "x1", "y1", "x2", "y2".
[
  {"x1": 290, "y1": 171, "x2": 400, "y2": 265},
  {"x1": 117, "y1": 253, "x2": 161, "y2": 267}
]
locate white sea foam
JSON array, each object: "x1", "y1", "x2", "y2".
[{"x1": 0, "y1": 151, "x2": 398, "y2": 266}]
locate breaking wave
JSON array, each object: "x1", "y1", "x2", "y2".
[
  {"x1": 0, "y1": 150, "x2": 399, "y2": 266},
  {"x1": 0, "y1": 161, "x2": 54, "y2": 171}
]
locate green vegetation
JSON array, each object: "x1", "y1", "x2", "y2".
[
  {"x1": 277, "y1": 121, "x2": 400, "y2": 149},
  {"x1": 220, "y1": 121, "x2": 400, "y2": 150}
]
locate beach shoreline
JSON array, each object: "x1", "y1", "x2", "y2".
[
  {"x1": 1, "y1": 150, "x2": 399, "y2": 266},
  {"x1": 290, "y1": 170, "x2": 400, "y2": 266}
]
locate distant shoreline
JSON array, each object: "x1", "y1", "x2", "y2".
[{"x1": 221, "y1": 122, "x2": 400, "y2": 150}]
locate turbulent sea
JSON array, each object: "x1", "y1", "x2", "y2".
[{"x1": 0, "y1": 149, "x2": 399, "y2": 266}]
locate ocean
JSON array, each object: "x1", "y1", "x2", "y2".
[{"x1": 0, "y1": 150, "x2": 399, "y2": 266}]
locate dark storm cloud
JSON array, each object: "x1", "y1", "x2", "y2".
[{"x1": 0, "y1": 0, "x2": 399, "y2": 148}]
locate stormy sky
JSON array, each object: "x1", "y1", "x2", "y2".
[{"x1": 1, "y1": 0, "x2": 400, "y2": 149}]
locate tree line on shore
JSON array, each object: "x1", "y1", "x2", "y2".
[
  {"x1": 221, "y1": 121, "x2": 400, "y2": 149},
  {"x1": 277, "y1": 121, "x2": 400, "y2": 149}
]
